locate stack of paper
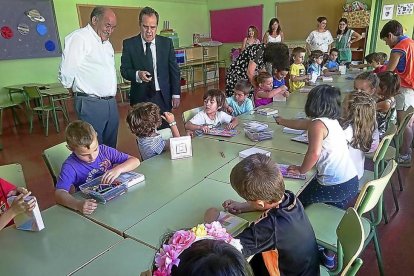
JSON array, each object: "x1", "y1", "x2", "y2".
[
  {"x1": 322, "y1": 76, "x2": 333, "y2": 82},
  {"x1": 239, "y1": 147, "x2": 271, "y2": 158},
  {"x1": 243, "y1": 121, "x2": 268, "y2": 132},
  {"x1": 273, "y1": 94, "x2": 287, "y2": 102},
  {"x1": 283, "y1": 127, "x2": 305, "y2": 135},
  {"x1": 256, "y1": 108, "x2": 278, "y2": 116}
]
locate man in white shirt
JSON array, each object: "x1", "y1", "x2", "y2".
[
  {"x1": 59, "y1": 6, "x2": 119, "y2": 148},
  {"x1": 120, "y1": 6, "x2": 180, "y2": 129}
]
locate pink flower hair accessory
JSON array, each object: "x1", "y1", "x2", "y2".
[{"x1": 153, "y1": 221, "x2": 243, "y2": 275}]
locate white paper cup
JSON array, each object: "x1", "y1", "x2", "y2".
[{"x1": 339, "y1": 65, "x2": 347, "y2": 75}]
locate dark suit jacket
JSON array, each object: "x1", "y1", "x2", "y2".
[{"x1": 120, "y1": 34, "x2": 180, "y2": 109}]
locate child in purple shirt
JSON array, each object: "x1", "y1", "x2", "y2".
[{"x1": 55, "y1": 120, "x2": 140, "y2": 215}]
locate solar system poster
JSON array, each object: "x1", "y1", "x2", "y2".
[{"x1": 0, "y1": 0, "x2": 61, "y2": 60}]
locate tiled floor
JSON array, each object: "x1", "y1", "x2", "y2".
[{"x1": 0, "y1": 81, "x2": 412, "y2": 275}]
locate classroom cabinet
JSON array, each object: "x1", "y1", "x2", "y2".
[
  {"x1": 175, "y1": 46, "x2": 221, "y2": 90},
  {"x1": 351, "y1": 27, "x2": 368, "y2": 62}
]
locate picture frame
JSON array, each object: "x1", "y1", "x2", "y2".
[{"x1": 170, "y1": 136, "x2": 193, "y2": 160}]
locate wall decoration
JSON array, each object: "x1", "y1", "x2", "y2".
[
  {"x1": 396, "y1": 3, "x2": 414, "y2": 16},
  {"x1": 382, "y1": 4, "x2": 394, "y2": 20}
]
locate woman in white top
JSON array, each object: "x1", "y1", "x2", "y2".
[
  {"x1": 262, "y1": 18, "x2": 284, "y2": 44},
  {"x1": 335, "y1": 18, "x2": 362, "y2": 63},
  {"x1": 306, "y1": 16, "x2": 334, "y2": 54}
]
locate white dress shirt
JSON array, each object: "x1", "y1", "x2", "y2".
[{"x1": 59, "y1": 24, "x2": 117, "y2": 97}]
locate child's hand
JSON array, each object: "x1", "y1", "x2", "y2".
[
  {"x1": 9, "y1": 192, "x2": 34, "y2": 216},
  {"x1": 222, "y1": 200, "x2": 245, "y2": 214},
  {"x1": 226, "y1": 122, "x2": 236, "y2": 130},
  {"x1": 186, "y1": 130, "x2": 195, "y2": 137},
  {"x1": 287, "y1": 165, "x2": 301, "y2": 175},
  {"x1": 283, "y1": 90, "x2": 290, "y2": 98},
  {"x1": 280, "y1": 85, "x2": 288, "y2": 92},
  {"x1": 161, "y1": 112, "x2": 175, "y2": 124},
  {"x1": 201, "y1": 125, "x2": 210, "y2": 133},
  {"x1": 226, "y1": 106, "x2": 234, "y2": 115},
  {"x1": 204, "y1": 207, "x2": 220, "y2": 223},
  {"x1": 101, "y1": 168, "x2": 122, "y2": 184},
  {"x1": 79, "y1": 199, "x2": 97, "y2": 215},
  {"x1": 274, "y1": 115, "x2": 284, "y2": 125}
]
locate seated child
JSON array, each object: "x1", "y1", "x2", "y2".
[
  {"x1": 185, "y1": 89, "x2": 239, "y2": 133},
  {"x1": 225, "y1": 79, "x2": 254, "y2": 116},
  {"x1": 146, "y1": 223, "x2": 252, "y2": 275},
  {"x1": 366, "y1": 52, "x2": 387, "y2": 73},
  {"x1": 0, "y1": 179, "x2": 36, "y2": 231},
  {"x1": 322, "y1": 48, "x2": 340, "y2": 76},
  {"x1": 272, "y1": 62, "x2": 290, "y2": 99},
  {"x1": 126, "y1": 102, "x2": 180, "y2": 160},
  {"x1": 342, "y1": 92, "x2": 378, "y2": 180},
  {"x1": 204, "y1": 154, "x2": 319, "y2": 276},
  {"x1": 376, "y1": 72, "x2": 399, "y2": 138},
  {"x1": 290, "y1": 47, "x2": 310, "y2": 92},
  {"x1": 55, "y1": 120, "x2": 140, "y2": 215},
  {"x1": 354, "y1": 71, "x2": 379, "y2": 95},
  {"x1": 307, "y1": 50, "x2": 324, "y2": 80},
  {"x1": 254, "y1": 71, "x2": 288, "y2": 107}
]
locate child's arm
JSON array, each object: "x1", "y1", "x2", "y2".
[
  {"x1": 376, "y1": 99, "x2": 391, "y2": 113},
  {"x1": 0, "y1": 192, "x2": 35, "y2": 230},
  {"x1": 55, "y1": 189, "x2": 97, "y2": 215},
  {"x1": 223, "y1": 99, "x2": 234, "y2": 115},
  {"x1": 288, "y1": 120, "x2": 325, "y2": 175},
  {"x1": 102, "y1": 155, "x2": 141, "y2": 184},
  {"x1": 275, "y1": 116, "x2": 311, "y2": 130},
  {"x1": 290, "y1": 74, "x2": 310, "y2": 82},
  {"x1": 226, "y1": 116, "x2": 239, "y2": 129},
  {"x1": 256, "y1": 86, "x2": 288, "y2": 99},
  {"x1": 162, "y1": 112, "x2": 180, "y2": 138},
  {"x1": 185, "y1": 121, "x2": 209, "y2": 133}
]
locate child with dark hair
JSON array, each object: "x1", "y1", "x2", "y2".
[
  {"x1": 185, "y1": 89, "x2": 238, "y2": 133},
  {"x1": 148, "y1": 223, "x2": 253, "y2": 276},
  {"x1": 225, "y1": 79, "x2": 254, "y2": 116},
  {"x1": 354, "y1": 71, "x2": 379, "y2": 95},
  {"x1": 275, "y1": 85, "x2": 358, "y2": 208},
  {"x1": 254, "y1": 71, "x2": 289, "y2": 107},
  {"x1": 322, "y1": 48, "x2": 340, "y2": 76},
  {"x1": 307, "y1": 50, "x2": 324, "y2": 80},
  {"x1": 376, "y1": 72, "x2": 400, "y2": 137},
  {"x1": 204, "y1": 153, "x2": 319, "y2": 275},
  {"x1": 127, "y1": 102, "x2": 180, "y2": 160},
  {"x1": 366, "y1": 52, "x2": 387, "y2": 73},
  {"x1": 55, "y1": 120, "x2": 140, "y2": 214},
  {"x1": 289, "y1": 47, "x2": 310, "y2": 92}
]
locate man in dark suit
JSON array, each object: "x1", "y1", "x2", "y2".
[{"x1": 120, "y1": 7, "x2": 180, "y2": 121}]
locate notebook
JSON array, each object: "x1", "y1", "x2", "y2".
[
  {"x1": 218, "y1": 211, "x2": 249, "y2": 236},
  {"x1": 291, "y1": 133, "x2": 309, "y2": 144},
  {"x1": 7, "y1": 196, "x2": 44, "y2": 231},
  {"x1": 256, "y1": 108, "x2": 278, "y2": 116},
  {"x1": 278, "y1": 164, "x2": 306, "y2": 180},
  {"x1": 239, "y1": 147, "x2": 271, "y2": 158},
  {"x1": 283, "y1": 127, "x2": 305, "y2": 135}
]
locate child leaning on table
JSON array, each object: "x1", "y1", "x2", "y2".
[
  {"x1": 254, "y1": 71, "x2": 288, "y2": 107},
  {"x1": 289, "y1": 47, "x2": 310, "y2": 92},
  {"x1": 126, "y1": 102, "x2": 180, "y2": 160},
  {"x1": 204, "y1": 153, "x2": 319, "y2": 276},
  {"x1": 185, "y1": 89, "x2": 238, "y2": 134},
  {"x1": 275, "y1": 85, "x2": 358, "y2": 209},
  {"x1": 0, "y1": 178, "x2": 36, "y2": 230},
  {"x1": 55, "y1": 120, "x2": 140, "y2": 215},
  {"x1": 225, "y1": 79, "x2": 254, "y2": 116}
]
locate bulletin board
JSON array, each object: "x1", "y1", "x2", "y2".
[
  {"x1": 276, "y1": 0, "x2": 346, "y2": 41},
  {"x1": 77, "y1": 4, "x2": 141, "y2": 53},
  {"x1": 210, "y1": 5, "x2": 263, "y2": 43},
  {"x1": 0, "y1": 0, "x2": 62, "y2": 60}
]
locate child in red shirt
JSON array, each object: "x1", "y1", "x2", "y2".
[{"x1": 0, "y1": 178, "x2": 35, "y2": 230}]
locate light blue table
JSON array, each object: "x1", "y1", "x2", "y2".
[{"x1": 0, "y1": 206, "x2": 121, "y2": 276}]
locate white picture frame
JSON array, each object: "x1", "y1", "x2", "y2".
[
  {"x1": 170, "y1": 136, "x2": 193, "y2": 160},
  {"x1": 382, "y1": 4, "x2": 394, "y2": 20}
]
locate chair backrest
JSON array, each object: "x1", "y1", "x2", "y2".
[
  {"x1": 355, "y1": 160, "x2": 398, "y2": 216},
  {"x1": 182, "y1": 107, "x2": 203, "y2": 125},
  {"x1": 0, "y1": 163, "x2": 26, "y2": 188},
  {"x1": 372, "y1": 124, "x2": 396, "y2": 163},
  {"x1": 395, "y1": 106, "x2": 414, "y2": 144},
  {"x1": 337, "y1": 208, "x2": 364, "y2": 276},
  {"x1": 42, "y1": 142, "x2": 71, "y2": 185},
  {"x1": 23, "y1": 86, "x2": 46, "y2": 107}
]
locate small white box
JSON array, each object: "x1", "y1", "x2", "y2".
[
  {"x1": 170, "y1": 136, "x2": 193, "y2": 160},
  {"x1": 7, "y1": 196, "x2": 44, "y2": 231},
  {"x1": 322, "y1": 76, "x2": 333, "y2": 82},
  {"x1": 239, "y1": 147, "x2": 271, "y2": 158}
]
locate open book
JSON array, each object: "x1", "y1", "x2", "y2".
[
  {"x1": 79, "y1": 171, "x2": 145, "y2": 204},
  {"x1": 278, "y1": 164, "x2": 306, "y2": 180},
  {"x1": 218, "y1": 211, "x2": 249, "y2": 236},
  {"x1": 7, "y1": 196, "x2": 44, "y2": 231}
]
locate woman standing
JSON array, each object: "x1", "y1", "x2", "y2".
[
  {"x1": 306, "y1": 17, "x2": 334, "y2": 54},
  {"x1": 335, "y1": 18, "x2": 362, "y2": 63},
  {"x1": 262, "y1": 18, "x2": 284, "y2": 44},
  {"x1": 241, "y1": 25, "x2": 260, "y2": 51}
]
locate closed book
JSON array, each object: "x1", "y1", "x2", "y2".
[
  {"x1": 7, "y1": 196, "x2": 44, "y2": 231},
  {"x1": 291, "y1": 134, "x2": 309, "y2": 144},
  {"x1": 272, "y1": 94, "x2": 287, "y2": 102},
  {"x1": 243, "y1": 121, "x2": 269, "y2": 132},
  {"x1": 278, "y1": 164, "x2": 306, "y2": 180},
  {"x1": 256, "y1": 108, "x2": 278, "y2": 116},
  {"x1": 239, "y1": 147, "x2": 271, "y2": 158},
  {"x1": 205, "y1": 128, "x2": 238, "y2": 137},
  {"x1": 218, "y1": 211, "x2": 249, "y2": 236},
  {"x1": 283, "y1": 127, "x2": 305, "y2": 135}
]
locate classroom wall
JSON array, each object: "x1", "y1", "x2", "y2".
[
  {"x1": 0, "y1": 0, "x2": 209, "y2": 98},
  {"x1": 374, "y1": 0, "x2": 414, "y2": 54}
]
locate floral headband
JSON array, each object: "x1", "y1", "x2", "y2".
[{"x1": 153, "y1": 221, "x2": 243, "y2": 276}]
